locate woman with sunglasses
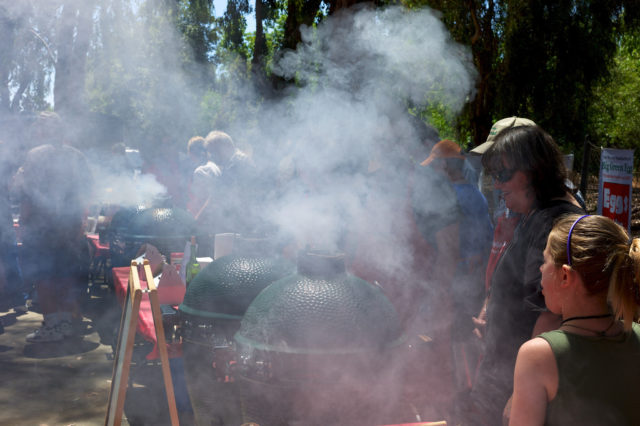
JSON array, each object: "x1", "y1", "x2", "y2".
[
  {"x1": 509, "y1": 214, "x2": 640, "y2": 425},
  {"x1": 461, "y1": 125, "x2": 584, "y2": 425}
]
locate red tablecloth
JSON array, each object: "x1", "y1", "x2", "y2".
[
  {"x1": 112, "y1": 266, "x2": 183, "y2": 360},
  {"x1": 86, "y1": 233, "x2": 109, "y2": 256}
]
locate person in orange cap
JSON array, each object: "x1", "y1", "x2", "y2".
[
  {"x1": 411, "y1": 139, "x2": 493, "y2": 420},
  {"x1": 421, "y1": 140, "x2": 493, "y2": 282},
  {"x1": 420, "y1": 139, "x2": 466, "y2": 166}
]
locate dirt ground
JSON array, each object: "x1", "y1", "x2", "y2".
[{"x1": 0, "y1": 284, "x2": 194, "y2": 426}]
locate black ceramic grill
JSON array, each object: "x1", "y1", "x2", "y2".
[
  {"x1": 106, "y1": 206, "x2": 195, "y2": 267},
  {"x1": 234, "y1": 251, "x2": 404, "y2": 425},
  {"x1": 178, "y1": 239, "x2": 294, "y2": 426},
  {"x1": 180, "y1": 255, "x2": 294, "y2": 320}
]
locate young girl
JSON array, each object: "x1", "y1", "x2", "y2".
[{"x1": 508, "y1": 214, "x2": 640, "y2": 425}]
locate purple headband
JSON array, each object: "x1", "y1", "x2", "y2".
[{"x1": 567, "y1": 215, "x2": 589, "y2": 266}]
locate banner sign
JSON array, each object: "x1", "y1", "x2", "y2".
[{"x1": 597, "y1": 148, "x2": 634, "y2": 232}]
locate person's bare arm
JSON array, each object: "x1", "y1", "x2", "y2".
[
  {"x1": 508, "y1": 337, "x2": 557, "y2": 426},
  {"x1": 194, "y1": 194, "x2": 211, "y2": 221},
  {"x1": 472, "y1": 296, "x2": 488, "y2": 339}
]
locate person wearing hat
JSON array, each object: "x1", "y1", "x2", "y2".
[
  {"x1": 459, "y1": 124, "x2": 585, "y2": 425},
  {"x1": 471, "y1": 117, "x2": 537, "y2": 156},
  {"x1": 457, "y1": 117, "x2": 548, "y2": 424},
  {"x1": 473, "y1": 117, "x2": 538, "y2": 315},
  {"x1": 471, "y1": 117, "x2": 536, "y2": 220},
  {"x1": 460, "y1": 117, "x2": 537, "y2": 423},
  {"x1": 409, "y1": 139, "x2": 493, "y2": 421},
  {"x1": 421, "y1": 141, "x2": 493, "y2": 290},
  {"x1": 471, "y1": 116, "x2": 585, "y2": 219},
  {"x1": 420, "y1": 141, "x2": 493, "y2": 268},
  {"x1": 471, "y1": 117, "x2": 586, "y2": 341},
  {"x1": 421, "y1": 139, "x2": 493, "y2": 300},
  {"x1": 424, "y1": 139, "x2": 493, "y2": 397}
]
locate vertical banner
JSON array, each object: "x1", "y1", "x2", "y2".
[{"x1": 597, "y1": 148, "x2": 634, "y2": 232}]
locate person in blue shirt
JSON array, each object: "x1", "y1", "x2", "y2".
[{"x1": 419, "y1": 139, "x2": 494, "y2": 414}]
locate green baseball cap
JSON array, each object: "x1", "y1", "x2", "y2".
[{"x1": 471, "y1": 116, "x2": 536, "y2": 154}]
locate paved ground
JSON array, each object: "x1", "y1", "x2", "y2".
[{"x1": 0, "y1": 286, "x2": 195, "y2": 426}]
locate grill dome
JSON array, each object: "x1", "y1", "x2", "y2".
[
  {"x1": 127, "y1": 207, "x2": 195, "y2": 239},
  {"x1": 235, "y1": 251, "x2": 402, "y2": 354},
  {"x1": 106, "y1": 206, "x2": 195, "y2": 267},
  {"x1": 179, "y1": 254, "x2": 295, "y2": 319}
]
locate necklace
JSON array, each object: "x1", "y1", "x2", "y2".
[
  {"x1": 562, "y1": 319, "x2": 617, "y2": 337},
  {"x1": 561, "y1": 313, "x2": 612, "y2": 324}
]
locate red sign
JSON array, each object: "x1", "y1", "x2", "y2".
[{"x1": 602, "y1": 181, "x2": 631, "y2": 229}]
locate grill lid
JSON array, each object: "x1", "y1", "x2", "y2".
[
  {"x1": 179, "y1": 254, "x2": 295, "y2": 320},
  {"x1": 105, "y1": 205, "x2": 144, "y2": 235},
  {"x1": 127, "y1": 207, "x2": 195, "y2": 239},
  {"x1": 235, "y1": 251, "x2": 402, "y2": 354}
]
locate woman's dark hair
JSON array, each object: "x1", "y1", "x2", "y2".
[{"x1": 482, "y1": 125, "x2": 568, "y2": 205}]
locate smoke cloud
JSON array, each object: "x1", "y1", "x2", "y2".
[
  {"x1": 1, "y1": 1, "x2": 482, "y2": 423},
  {"x1": 242, "y1": 5, "x2": 477, "y2": 258},
  {"x1": 222, "y1": 7, "x2": 478, "y2": 421}
]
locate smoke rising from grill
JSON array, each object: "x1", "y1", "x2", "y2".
[
  {"x1": 243, "y1": 5, "x2": 477, "y2": 258},
  {"x1": 1, "y1": 1, "x2": 484, "y2": 423},
  {"x1": 226, "y1": 7, "x2": 478, "y2": 423},
  {"x1": 273, "y1": 6, "x2": 474, "y2": 109},
  {"x1": 221, "y1": 5, "x2": 480, "y2": 423},
  {"x1": 91, "y1": 168, "x2": 167, "y2": 208}
]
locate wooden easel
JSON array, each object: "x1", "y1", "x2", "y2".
[{"x1": 105, "y1": 259, "x2": 180, "y2": 426}]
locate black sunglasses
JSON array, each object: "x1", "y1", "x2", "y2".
[{"x1": 492, "y1": 168, "x2": 517, "y2": 183}]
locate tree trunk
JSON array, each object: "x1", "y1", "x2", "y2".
[
  {"x1": 53, "y1": 1, "x2": 92, "y2": 115},
  {"x1": 252, "y1": 0, "x2": 274, "y2": 96},
  {"x1": 53, "y1": 3, "x2": 74, "y2": 113},
  {"x1": 282, "y1": 0, "x2": 301, "y2": 51},
  {"x1": 467, "y1": 0, "x2": 497, "y2": 147},
  {"x1": 327, "y1": 0, "x2": 361, "y2": 15},
  {"x1": 252, "y1": 0, "x2": 267, "y2": 66}
]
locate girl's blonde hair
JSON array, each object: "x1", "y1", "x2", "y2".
[{"x1": 547, "y1": 214, "x2": 640, "y2": 330}]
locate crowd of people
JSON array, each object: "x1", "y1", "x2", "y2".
[
  {"x1": 0, "y1": 110, "x2": 639, "y2": 425},
  {"x1": 0, "y1": 114, "x2": 263, "y2": 342}
]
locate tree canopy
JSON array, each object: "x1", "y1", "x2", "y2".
[
  {"x1": 589, "y1": 30, "x2": 640, "y2": 149},
  {"x1": 0, "y1": 0, "x2": 639, "y2": 154}
]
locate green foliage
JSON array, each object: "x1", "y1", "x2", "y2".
[
  {"x1": 217, "y1": 0, "x2": 251, "y2": 60},
  {"x1": 262, "y1": 1, "x2": 288, "y2": 74},
  {"x1": 84, "y1": 0, "x2": 205, "y2": 148},
  {"x1": 495, "y1": 1, "x2": 627, "y2": 151},
  {"x1": 199, "y1": 89, "x2": 237, "y2": 131},
  {"x1": 589, "y1": 31, "x2": 640, "y2": 149},
  {"x1": 178, "y1": 0, "x2": 217, "y2": 64},
  {"x1": 0, "y1": 1, "x2": 60, "y2": 112},
  {"x1": 5, "y1": 0, "x2": 640, "y2": 160},
  {"x1": 393, "y1": 0, "x2": 636, "y2": 152},
  {"x1": 198, "y1": 85, "x2": 259, "y2": 132},
  {"x1": 417, "y1": 103, "x2": 455, "y2": 139}
]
